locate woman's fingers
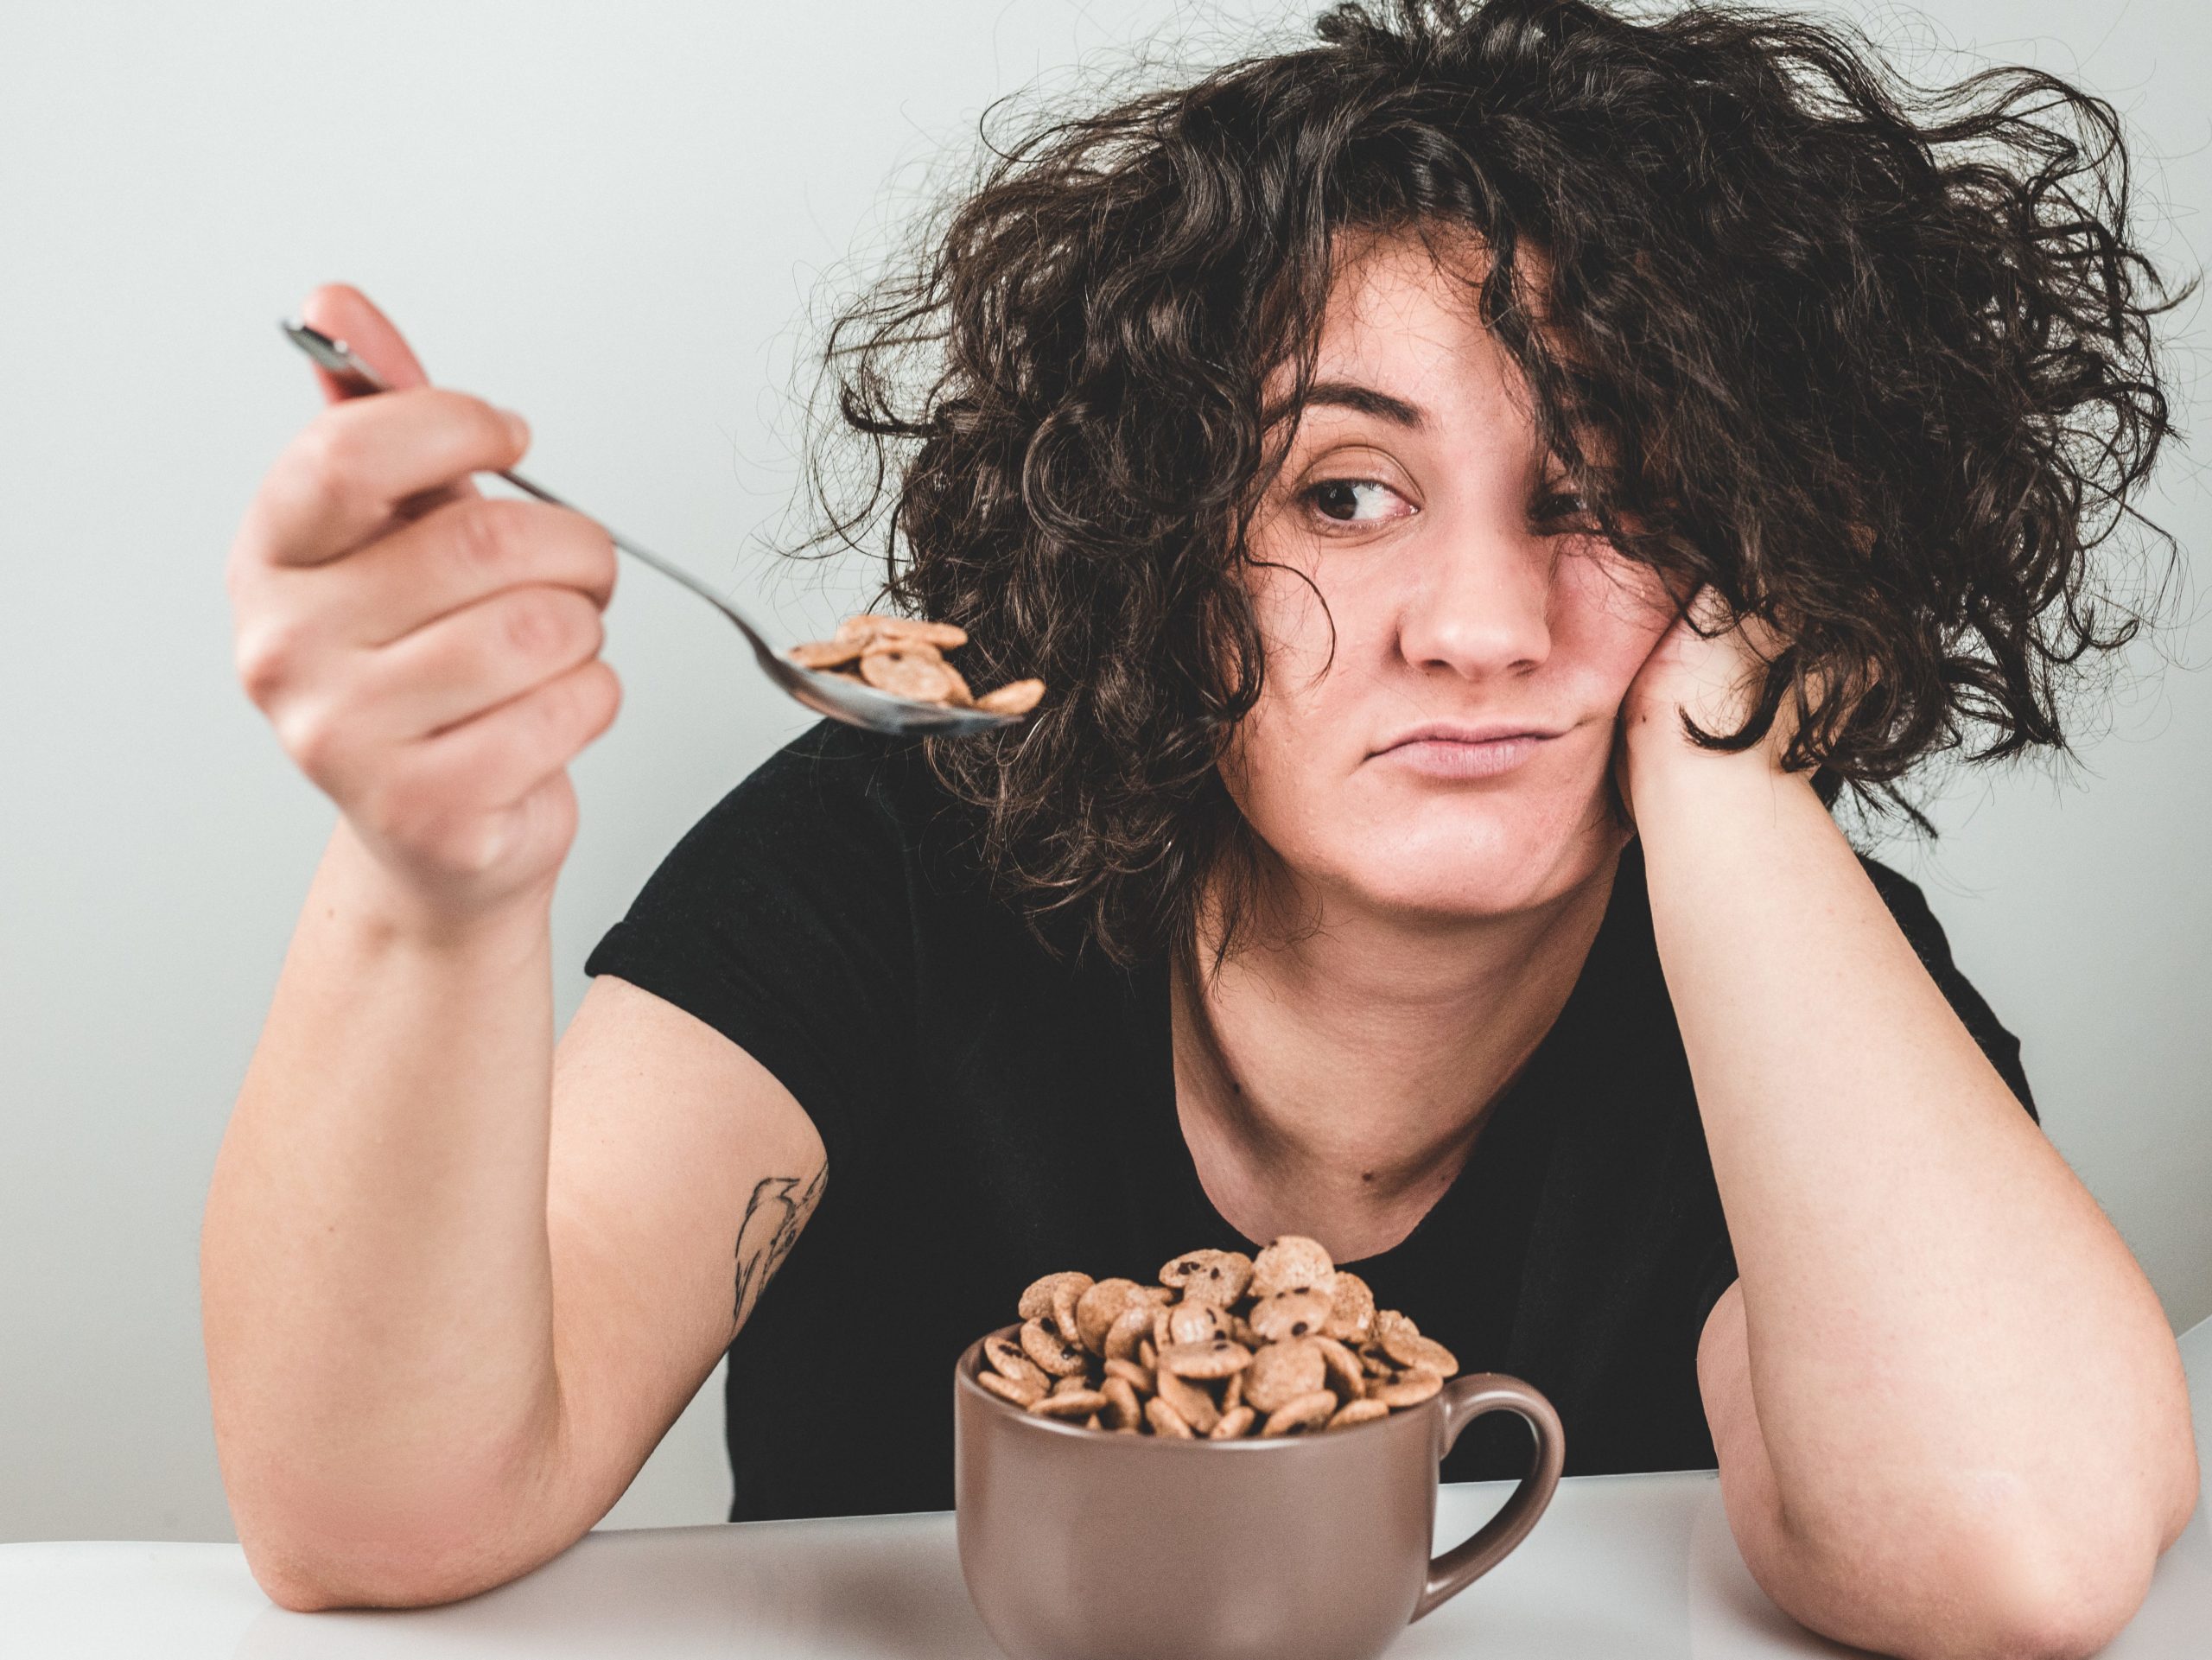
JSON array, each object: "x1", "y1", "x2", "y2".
[
  {"x1": 313, "y1": 495, "x2": 617, "y2": 650},
  {"x1": 238, "y1": 387, "x2": 531, "y2": 571},
  {"x1": 227, "y1": 284, "x2": 624, "y2": 913},
  {"x1": 292, "y1": 283, "x2": 486, "y2": 531},
  {"x1": 350, "y1": 582, "x2": 609, "y2": 744},
  {"x1": 297, "y1": 283, "x2": 435, "y2": 398},
  {"x1": 352, "y1": 659, "x2": 624, "y2": 875}
]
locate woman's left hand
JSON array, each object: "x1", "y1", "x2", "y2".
[{"x1": 1615, "y1": 587, "x2": 1801, "y2": 823}]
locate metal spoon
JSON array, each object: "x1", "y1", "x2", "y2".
[{"x1": 280, "y1": 320, "x2": 1019, "y2": 737}]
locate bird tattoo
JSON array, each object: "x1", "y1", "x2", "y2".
[{"x1": 732, "y1": 1167, "x2": 825, "y2": 1329}]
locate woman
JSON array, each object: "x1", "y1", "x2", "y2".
[{"x1": 204, "y1": 0, "x2": 2198, "y2": 1652}]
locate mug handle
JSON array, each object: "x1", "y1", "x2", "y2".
[{"x1": 1411, "y1": 1372, "x2": 1567, "y2": 1621}]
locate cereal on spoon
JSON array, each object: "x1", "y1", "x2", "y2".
[
  {"x1": 788, "y1": 614, "x2": 1046, "y2": 716},
  {"x1": 976, "y1": 1234, "x2": 1459, "y2": 1437}
]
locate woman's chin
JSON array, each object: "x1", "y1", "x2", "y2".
[
  {"x1": 1312, "y1": 825, "x2": 1618, "y2": 923},
  {"x1": 1363, "y1": 870, "x2": 1581, "y2": 923},
  {"x1": 1298, "y1": 776, "x2": 1614, "y2": 910}
]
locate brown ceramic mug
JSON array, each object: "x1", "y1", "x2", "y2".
[{"x1": 953, "y1": 1326, "x2": 1566, "y2": 1660}]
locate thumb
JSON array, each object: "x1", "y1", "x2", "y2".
[
  {"x1": 294, "y1": 282, "x2": 481, "y2": 511},
  {"x1": 296, "y1": 283, "x2": 433, "y2": 403}
]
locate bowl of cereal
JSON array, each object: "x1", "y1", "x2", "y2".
[{"x1": 952, "y1": 1236, "x2": 1565, "y2": 1660}]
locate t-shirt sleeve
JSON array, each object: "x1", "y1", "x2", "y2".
[
  {"x1": 581, "y1": 725, "x2": 921, "y2": 1181},
  {"x1": 1689, "y1": 855, "x2": 2040, "y2": 1331}
]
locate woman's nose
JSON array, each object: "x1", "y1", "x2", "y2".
[{"x1": 1394, "y1": 521, "x2": 1554, "y2": 681}]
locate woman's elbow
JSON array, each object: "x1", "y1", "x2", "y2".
[
  {"x1": 243, "y1": 1535, "x2": 506, "y2": 1612},
  {"x1": 246, "y1": 1547, "x2": 440, "y2": 1615},
  {"x1": 2011, "y1": 1414, "x2": 2209, "y2": 1657},
  {"x1": 2010, "y1": 1441, "x2": 2204, "y2": 1658},
  {"x1": 1765, "y1": 1480, "x2": 2181, "y2": 1660},
  {"x1": 1941, "y1": 1530, "x2": 2164, "y2": 1660},
  {"x1": 234, "y1": 1498, "x2": 565, "y2": 1612},
  {"x1": 1989, "y1": 1521, "x2": 2173, "y2": 1659}
]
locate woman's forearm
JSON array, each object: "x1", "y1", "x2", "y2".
[
  {"x1": 200, "y1": 822, "x2": 568, "y2": 1607},
  {"x1": 1636, "y1": 760, "x2": 2197, "y2": 1646}
]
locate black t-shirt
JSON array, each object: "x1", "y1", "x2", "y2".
[{"x1": 584, "y1": 722, "x2": 2037, "y2": 1523}]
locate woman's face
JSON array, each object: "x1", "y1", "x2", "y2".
[{"x1": 1224, "y1": 229, "x2": 1677, "y2": 922}]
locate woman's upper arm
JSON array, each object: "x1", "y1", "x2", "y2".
[{"x1": 535, "y1": 971, "x2": 828, "y2": 1527}]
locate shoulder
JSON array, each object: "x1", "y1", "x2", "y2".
[
  {"x1": 584, "y1": 724, "x2": 994, "y2": 1176},
  {"x1": 656, "y1": 721, "x2": 988, "y2": 896},
  {"x1": 589, "y1": 720, "x2": 994, "y2": 997},
  {"x1": 706, "y1": 721, "x2": 941, "y2": 847}
]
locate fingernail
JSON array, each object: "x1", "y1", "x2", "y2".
[{"x1": 499, "y1": 408, "x2": 531, "y2": 448}]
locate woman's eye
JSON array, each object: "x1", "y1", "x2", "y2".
[
  {"x1": 1533, "y1": 489, "x2": 1599, "y2": 531},
  {"x1": 1300, "y1": 478, "x2": 1414, "y2": 529}
]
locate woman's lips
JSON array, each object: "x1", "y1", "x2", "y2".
[{"x1": 1370, "y1": 725, "x2": 1563, "y2": 780}]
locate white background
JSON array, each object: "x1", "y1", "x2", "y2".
[{"x1": 1, "y1": 0, "x2": 2204, "y2": 1543}]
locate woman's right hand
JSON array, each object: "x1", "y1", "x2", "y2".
[{"x1": 228, "y1": 285, "x2": 620, "y2": 925}]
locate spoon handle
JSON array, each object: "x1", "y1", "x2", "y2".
[{"x1": 279, "y1": 320, "x2": 779, "y2": 652}]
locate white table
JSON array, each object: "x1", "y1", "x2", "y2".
[{"x1": 10, "y1": 1319, "x2": 2209, "y2": 1659}]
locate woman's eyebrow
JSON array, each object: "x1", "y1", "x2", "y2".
[{"x1": 1262, "y1": 379, "x2": 1427, "y2": 431}]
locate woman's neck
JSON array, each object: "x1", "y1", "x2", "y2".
[{"x1": 1171, "y1": 848, "x2": 1620, "y2": 1264}]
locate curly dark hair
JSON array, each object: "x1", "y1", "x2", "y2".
[{"x1": 789, "y1": 0, "x2": 2191, "y2": 965}]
